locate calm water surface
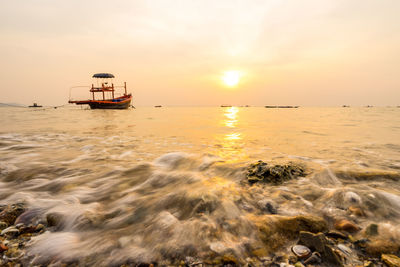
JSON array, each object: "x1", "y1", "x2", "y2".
[{"x1": 0, "y1": 106, "x2": 400, "y2": 265}]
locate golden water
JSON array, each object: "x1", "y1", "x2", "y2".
[{"x1": 0, "y1": 106, "x2": 399, "y2": 264}]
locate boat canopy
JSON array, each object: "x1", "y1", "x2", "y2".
[{"x1": 92, "y1": 73, "x2": 115, "y2": 78}]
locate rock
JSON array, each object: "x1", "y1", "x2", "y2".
[
  {"x1": 365, "y1": 239, "x2": 400, "y2": 257},
  {"x1": 381, "y1": 254, "x2": 400, "y2": 267},
  {"x1": 0, "y1": 243, "x2": 8, "y2": 252},
  {"x1": 14, "y1": 208, "x2": 43, "y2": 226},
  {"x1": 275, "y1": 215, "x2": 328, "y2": 238},
  {"x1": 348, "y1": 206, "x2": 364, "y2": 216},
  {"x1": 364, "y1": 223, "x2": 378, "y2": 236},
  {"x1": 334, "y1": 219, "x2": 360, "y2": 233},
  {"x1": 0, "y1": 203, "x2": 25, "y2": 225},
  {"x1": 46, "y1": 212, "x2": 64, "y2": 229},
  {"x1": 294, "y1": 262, "x2": 305, "y2": 267},
  {"x1": 299, "y1": 231, "x2": 343, "y2": 266},
  {"x1": 344, "y1": 192, "x2": 362, "y2": 204},
  {"x1": 247, "y1": 160, "x2": 305, "y2": 185},
  {"x1": 0, "y1": 221, "x2": 7, "y2": 230},
  {"x1": 257, "y1": 199, "x2": 278, "y2": 214},
  {"x1": 304, "y1": 252, "x2": 322, "y2": 265},
  {"x1": 35, "y1": 224, "x2": 45, "y2": 232},
  {"x1": 325, "y1": 230, "x2": 348, "y2": 240},
  {"x1": 337, "y1": 244, "x2": 352, "y2": 256},
  {"x1": 291, "y1": 245, "x2": 311, "y2": 259},
  {"x1": 1, "y1": 226, "x2": 20, "y2": 238}
]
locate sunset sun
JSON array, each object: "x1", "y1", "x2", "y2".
[{"x1": 222, "y1": 70, "x2": 241, "y2": 87}]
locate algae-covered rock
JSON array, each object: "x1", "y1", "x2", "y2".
[
  {"x1": 299, "y1": 231, "x2": 343, "y2": 266},
  {"x1": 275, "y1": 215, "x2": 328, "y2": 238},
  {"x1": 255, "y1": 215, "x2": 328, "y2": 253},
  {"x1": 364, "y1": 238, "x2": 400, "y2": 257},
  {"x1": 247, "y1": 160, "x2": 305, "y2": 184},
  {"x1": 334, "y1": 219, "x2": 360, "y2": 233},
  {"x1": 381, "y1": 254, "x2": 400, "y2": 267},
  {"x1": 364, "y1": 223, "x2": 378, "y2": 237},
  {"x1": 0, "y1": 203, "x2": 25, "y2": 225}
]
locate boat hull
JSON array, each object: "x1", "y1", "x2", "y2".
[
  {"x1": 69, "y1": 95, "x2": 132, "y2": 110},
  {"x1": 88, "y1": 100, "x2": 131, "y2": 109}
]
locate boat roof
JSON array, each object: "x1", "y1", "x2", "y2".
[{"x1": 92, "y1": 73, "x2": 115, "y2": 78}]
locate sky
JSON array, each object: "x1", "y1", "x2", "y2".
[{"x1": 0, "y1": 0, "x2": 399, "y2": 106}]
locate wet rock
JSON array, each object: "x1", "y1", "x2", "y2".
[
  {"x1": 1, "y1": 226, "x2": 20, "y2": 238},
  {"x1": 334, "y1": 219, "x2": 360, "y2": 233},
  {"x1": 35, "y1": 223, "x2": 45, "y2": 232},
  {"x1": 348, "y1": 206, "x2": 365, "y2": 217},
  {"x1": 291, "y1": 245, "x2": 311, "y2": 259},
  {"x1": 344, "y1": 192, "x2": 362, "y2": 204},
  {"x1": 247, "y1": 160, "x2": 305, "y2": 185},
  {"x1": 46, "y1": 212, "x2": 64, "y2": 229},
  {"x1": 0, "y1": 203, "x2": 25, "y2": 225},
  {"x1": 0, "y1": 243, "x2": 8, "y2": 252},
  {"x1": 364, "y1": 239, "x2": 400, "y2": 257},
  {"x1": 364, "y1": 223, "x2": 378, "y2": 237},
  {"x1": 381, "y1": 254, "x2": 400, "y2": 267},
  {"x1": 303, "y1": 252, "x2": 322, "y2": 265},
  {"x1": 0, "y1": 221, "x2": 7, "y2": 230},
  {"x1": 363, "y1": 260, "x2": 374, "y2": 267},
  {"x1": 257, "y1": 199, "x2": 278, "y2": 214},
  {"x1": 298, "y1": 231, "x2": 343, "y2": 266},
  {"x1": 14, "y1": 208, "x2": 43, "y2": 226},
  {"x1": 325, "y1": 230, "x2": 348, "y2": 240},
  {"x1": 337, "y1": 244, "x2": 352, "y2": 256},
  {"x1": 275, "y1": 215, "x2": 328, "y2": 238}
]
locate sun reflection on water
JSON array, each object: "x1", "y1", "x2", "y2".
[{"x1": 215, "y1": 107, "x2": 247, "y2": 162}]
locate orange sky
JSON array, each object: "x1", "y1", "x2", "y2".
[{"x1": 0, "y1": 0, "x2": 399, "y2": 106}]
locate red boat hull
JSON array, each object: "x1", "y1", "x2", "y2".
[{"x1": 69, "y1": 95, "x2": 132, "y2": 109}]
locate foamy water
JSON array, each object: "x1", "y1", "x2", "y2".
[{"x1": 1, "y1": 106, "x2": 400, "y2": 265}]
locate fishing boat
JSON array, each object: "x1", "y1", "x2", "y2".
[{"x1": 69, "y1": 73, "x2": 132, "y2": 109}]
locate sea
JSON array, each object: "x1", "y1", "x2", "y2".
[{"x1": 1, "y1": 106, "x2": 400, "y2": 265}]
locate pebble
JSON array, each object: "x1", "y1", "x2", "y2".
[
  {"x1": 0, "y1": 221, "x2": 8, "y2": 230},
  {"x1": 291, "y1": 245, "x2": 311, "y2": 259},
  {"x1": 303, "y1": 252, "x2": 321, "y2": 265},
  {"x1": 0, "y1": 243, "x2": 8, "y2": 252},
  {"x1": 1, "y1": 226, "x2": 20, "y2": 238},
  {"x1": 334, "y1": 219, "x2": 360, "y2": 233},
  {"x1": 337, "y1": 244, "x2": 352, "y2": 256}
]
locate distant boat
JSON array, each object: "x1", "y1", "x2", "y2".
[
  {"x1": 29, "y1": 103, "x2": 42, "y2": 108},
  {"x1": 69, "y1": 73, "x2": 132, "y2": 109},
  {"x1": 365, "y1": 105, "x2": 373, "y2": 108},
  {"x1": 342, "y1": 105, "x2": 350, "y2": 108},
  {"x1": 220, "y1": 105, "x2": 232, "y2": 107},
  {"x1": 154, "y1": 105, "x2": 162, "y2": 108},
  {"x1": 265, "y1": 105, "x2": 299, "y2": 108}
]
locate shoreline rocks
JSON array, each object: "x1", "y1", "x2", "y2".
[{"x1": 247, "y1": 160, "x2": 305, "y2": 185}]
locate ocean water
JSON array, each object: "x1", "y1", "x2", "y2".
[{"x1": 1, "y1": 106, "x2": 400, "y2": 265}]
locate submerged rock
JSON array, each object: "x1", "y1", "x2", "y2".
[
  {"x1": 364, "y1": 238, "x2": 400, "y2": 257},
  {"x1": 250, "y1": 161, "x2": 305, "y2": 184},
  {"x1": 299, "y1": 231, "x2": 343, "y2": 266},
  {"x1": 381, "y1": 254, "x2": 400, "y2": 267},
  {"x1": 247, "y1": 160, "x2": 305, "y2": 185},
  {"x1": 291, "y1": 245, "x2": 311, "y2": 259},
  {"x1": 334, "y1": 219, "x2": 360, "y2": 233},
  {"x1": 0, "y1": 203, "x2": 25, "y2": 225},
  {"x1": 364, "y1": 223, "x2": 378, "y2": 237}
]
